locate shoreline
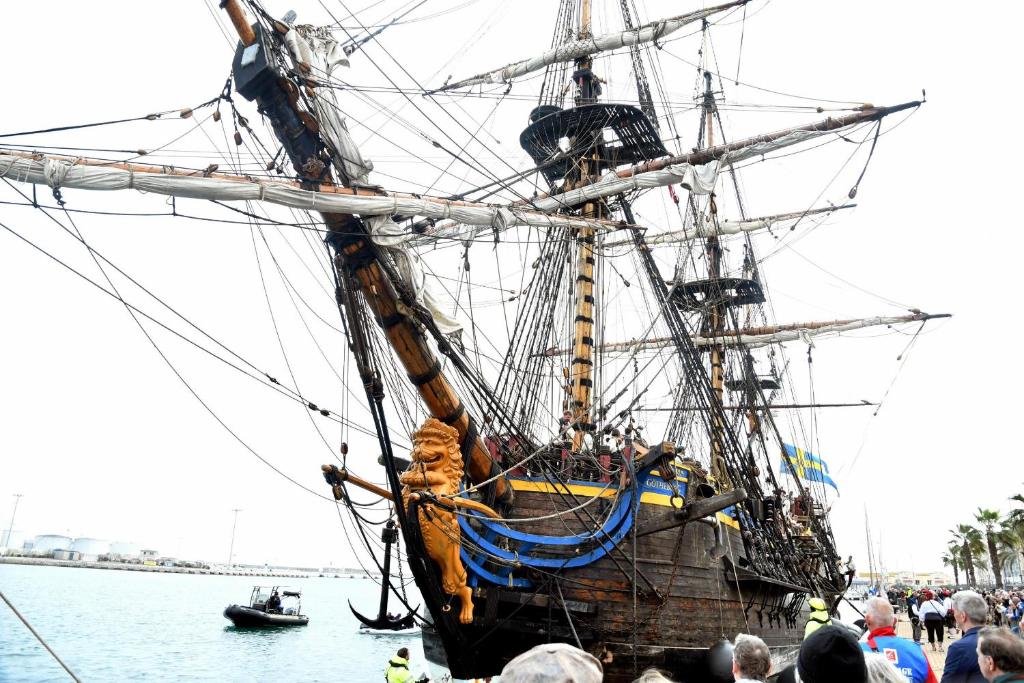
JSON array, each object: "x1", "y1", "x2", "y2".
[{"x1": 0, "y1": 556, "x2": 376, "y2": 579}]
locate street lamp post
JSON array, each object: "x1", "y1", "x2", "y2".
[
  {"x1": 227, "y1": 508, "x2": 241, "y2": 568},
  {"x1": 4, "y1": 494, "x2": 23, "y2": 551}
]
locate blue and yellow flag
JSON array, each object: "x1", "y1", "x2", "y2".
[{"x1": 780, "y1": 444, "x2": 838, "y2": 492}]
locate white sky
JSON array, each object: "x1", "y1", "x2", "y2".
[{"x1": 0, "y1": 0, "x2": 1020, "y2": 575}]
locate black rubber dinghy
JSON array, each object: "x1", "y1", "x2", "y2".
[{"x1": 224, "y1": 604, "x2": 309, "y2": 627}]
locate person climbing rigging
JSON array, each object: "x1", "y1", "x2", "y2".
[{"x1": 805, "y1": 597, "x2": 833, "y2": 639}]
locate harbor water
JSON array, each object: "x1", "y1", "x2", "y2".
[{"x1": 0, "y1": 564, "x2": 429, "y2": 682}]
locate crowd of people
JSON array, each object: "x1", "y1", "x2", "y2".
[
  {"x1": 899, "y1": 587, "x2": 1024, "y2": 655},
  {"x1": 382, "y1": 590, "x2": 1024, "y2": 683}
]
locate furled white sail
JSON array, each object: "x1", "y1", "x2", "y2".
[
  {"x1": 603, "y1": 205, "x2": 855, "y2": 248},
  {"x1": 437, "y1": 0, "x2": 748, "y2": 91},
  {"x1": 283, "y1": 25, "x2": 373, "y2": 185},
  {"x1": 539, "y1": 315, "x2": 937, "y2": 356},
  {"x1": 283, "y1": 25, "x2": 466, "y2": 333},
  {"x1": 532, "y1": 128, "x2": 826, "y2": 213},
  {"x1": 0, "y1": 154, "x2": 623, "y2": 233}
]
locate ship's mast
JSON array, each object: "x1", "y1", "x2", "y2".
[
  {"x1": 569, "y1": 0, "x2": 600, "y2": 447},
  {"x1": 701, "y1": 68, "x2": 730, "y2": 487}
]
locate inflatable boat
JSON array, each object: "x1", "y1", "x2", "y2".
[{"x1": 224, "y1": 586, "x2": 309, "y2": 627}]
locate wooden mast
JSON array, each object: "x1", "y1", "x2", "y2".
[
  {"x1": 701, "y1": 70, "x2": 731, "y2": 488},
  {"x1": 218, "y1": 0, "x2": 512, "y2": 506},
  {"x1": 570, "y1": 0, "x2": 599, "y2": 447}
]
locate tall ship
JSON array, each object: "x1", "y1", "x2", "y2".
[{"x1": 0, "y1": 1, "x2": 946, "y2": 680}]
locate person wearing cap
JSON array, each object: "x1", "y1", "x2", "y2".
[
  {"x1": 943, "y1": 591, "x2": 992, "y2": 683},
  {"x1": 788, "y1": 624, "x2": 867, "y2": 683},
  {"x1": 385, "y1": 647, "x2": 413, "y2": 683},
  {"x1": 975, "y1": 627, "x2": 1024, "y2": 682},
  {"x1": 860, "y1": 597, "x2": 937, "y2": 683},
  {"x1": 805, "y1": 597, "x2": 833, "y2": 639},
  {"x1": 921, "y1": 590, "x2": 948, "y2": 652},
  {"x1": 499, "y1": 643, "x2": 603, "y2": 683}
]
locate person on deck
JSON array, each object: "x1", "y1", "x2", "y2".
[
  {"x1": 920, "y1": 590, "x2": 948, "y2": 652},
  {"x1": 385, "y1": 647, "x2": 413, "y2": 683},
  {"x1": 942, "y1": 590, "x2": 989, "y2": 683},
  {"x1": 859, "y1": 597, "x2": 938, "y2": 683},
  {"x1": 805, "y1": 597, "x2": 833, "y2": 639},
  {"x1": 976, "y1": 627, "x2": 1024, "y2": 682}
]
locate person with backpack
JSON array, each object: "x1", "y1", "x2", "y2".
[{"x1": 919, "y1": 590, "x2": 947, "y2": 652}]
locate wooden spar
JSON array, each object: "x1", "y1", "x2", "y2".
[
  {"x1": 326, "y1": 213, "x2": 510, "y2": 505},
  {"x1": 221, "y1": 0, "x2": 256, "y2": 47},
  {"x1": 571, "y1": 201, "x2": 598, "y2": 440},
  {"x1": 537, "y1": 313, "x2": 951, "y2": 356},
  {"x1": 568, "y1": 0, "x2": 599, "y2": 443},
  {"x1": 701, "y1": 71, "x2": 729, "y2": 488},
  {"x1": 320, "y1": 465, "x2": 500, "y2": 519},
  {"x1": 626, "y1": 101, "x2": 921, "y2": 177},
  {"x1": 213, "y1": 7, "x2": 514, "y2": 507},
  {"x1": 637, "y1": 402, "x2": 877, "y2": 411},
  {"x1": 516, "y1": 101, "x2": 921, "y2": 210},
  {"x1": 0, "y1": 150, "x2": 631, "y2": 234}
]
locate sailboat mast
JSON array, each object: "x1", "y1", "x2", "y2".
[
  {"x1": 702, "y1": 70, "x2": 729, "y2": 486},
  {"x1": 569, "y1": 0, "x2": 600, "y2": 444}
]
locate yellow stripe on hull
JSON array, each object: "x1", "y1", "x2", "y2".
[{"x1": 508, "y1": 478, "x2": 740, "y2": 529}]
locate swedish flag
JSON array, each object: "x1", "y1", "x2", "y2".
[{"x1": 780, "y1": 444, "x2": 838, "y2": 492}]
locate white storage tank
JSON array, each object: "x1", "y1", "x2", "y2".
[
  {"x1": 70, "y1": 538, "x2": 110, "y2": 561},
  {"x1": 108, "y1": 541, "x2": 140, "y2": 560},
  {"x1": 33, "y1": 534, "x2": 73, "y2": 554},
  {"x1": 1, "y1": 530, "x2": 24, "y2": 549}
]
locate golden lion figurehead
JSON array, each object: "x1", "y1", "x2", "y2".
[{"x1": 410, "y1": 417, "x2": 462, "y2": 474}]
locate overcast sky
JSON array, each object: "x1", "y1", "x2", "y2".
[{"x1": 1, "y1": 0, "x2": 1021, "y2": 577}]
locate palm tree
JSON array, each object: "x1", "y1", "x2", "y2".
[
  {"x1": 976, "y1": 508, "x2": 1004, "y2": 588},
  {"x1": 942, "y1": 548, "x2": 961, "y2": 587},
  {"x1": 1009, "y1": 493, "x2": 1024, "y2": 526},
  {"x1": 951, "y1": 524, "x2": 982, "y2": 586},
  {"x1": 1000, "y1": 514, "x2": 1024, "y2": 584}
]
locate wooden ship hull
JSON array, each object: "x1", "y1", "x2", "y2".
[{"x1": 407, "y1": 461, "x2": 840, "y2": 681}]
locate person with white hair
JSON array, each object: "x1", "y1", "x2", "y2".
[
  {"x1": 942, "y1": 590, "x2": 990, "y2": 683},
  {"x1": 499, "y1": 643, "x2": 603, "y2": 683},
  {"x1": 859, "y1": 597, "x2": 937, "y2": 683},
  {"x1": 867, "y1": 652, "x2": 912, "y2": 683},
  {"x1": 732, "y1": 633, "x2": 772, "y2": 682}
]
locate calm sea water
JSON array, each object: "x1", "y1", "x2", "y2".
[{"x1": 0, "y1": 564, "x2": 430, "y2": 682}]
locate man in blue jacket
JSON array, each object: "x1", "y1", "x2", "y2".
[
  {"x1": 860, "y1": 597, "x2": 937, "y2": 683},
  {"x1": 942, "y1": 590, "x2": 988, "y2": 683}
]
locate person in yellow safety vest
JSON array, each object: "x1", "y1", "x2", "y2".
[
  {"x1": 385, "y1": 647, "x2": 413, "y2": 683},
  {"x1": 804, "y1": 597, "x2": 833, "y2": 639}
]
